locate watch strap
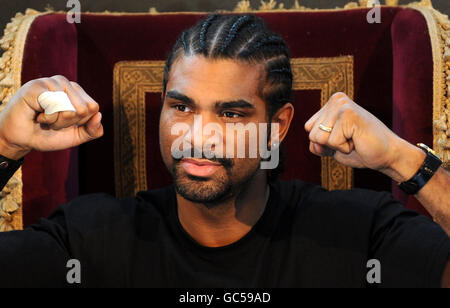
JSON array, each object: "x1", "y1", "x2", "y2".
[{"x1": 398, "y1": 147, "x2": 442, "y2": 195}]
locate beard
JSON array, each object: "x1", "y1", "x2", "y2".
[
  {"x1": 171, "y1": 155, "x2": 260, "y2": 207},
  {"x1": 171, "y1": 156, "x2": 234, "y2": 206},
  {"x1": 174, "y1": 168, "x2": 232, "y2": 206}
]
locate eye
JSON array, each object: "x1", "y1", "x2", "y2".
[
  {"x1": 222, "y1": 111, "x2": 242, "y2": 118},
  {"x1": 174, "y1": 104, "x2": 192, "y2": 113}
]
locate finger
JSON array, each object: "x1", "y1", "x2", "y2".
[
  {"x1": 20, "y1": 79, "x2": 51, "y2": 114},
  {"x1": 70, "y1": 82, "x2": 98, "y2": 107},
  {"x1": 328, "y1": 92, "x2": 348, "y2": 102},
  {"x1": 304, "y1": 108, "x2": 323, "y2": 132},
  {"x1": 333, "y1": 149, "x2": 364, "y2": 168},
  {"x1": 309, "y1": 142, "x2": 335, "y2": 157},
  {"x1": 69, "y1": 81, "x2": 100, "y2": 115},
  {"x1": 36, "y1": 112, "x2": 59, "y2": 125},
  {"x1": 309, "y1": 94, "x2": 350, "y2": 146},
  {"x1": 70, "y1": 83, "x2": 100, "y2": 126},
  {"x1": 305, "y1": 92, "x2": 346, "y2": 131},
  {"x1": 327, "y1": 119, "x2": 354, "y2": 154},
  {"x1": 50, "y1": 76, "x2": 93, "y2": 117},
  {"x1": 309, "y1": 108, "x2": 338, "y2": 146},
  {"x1": 44, "y1": 77, "x2": 93, "y2": 130},
  {"x1": 75, "y1": 112, "x2": 104, "y2": 146},
  {"x1": 76, "y1": 112, "x2": 96, "y2": 126},
  {"x1": 36, "y1": 77, "x2": 76, "y2": 128}
]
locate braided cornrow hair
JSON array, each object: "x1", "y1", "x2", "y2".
[{"x1": 163, "y1": 14, "x2": 293, "y2": 180}]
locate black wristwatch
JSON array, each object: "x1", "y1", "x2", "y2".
[{"x1": 398, "y1": 143, "x2": 442, "y2": 195}]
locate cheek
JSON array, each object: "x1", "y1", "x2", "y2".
[
  {"x1": 159, "y1": 112, "x2": 176, "y2": 166},
  {"x1": 229, "y1": 157, "x2": 261, "y2": 180}
]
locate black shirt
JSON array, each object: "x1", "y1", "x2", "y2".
[{"x1": 0, "y1": 179, "x2": 448, "y2": 287}]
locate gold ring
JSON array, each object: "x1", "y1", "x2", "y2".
[{"x1": 319, "y1": 124, "x2": 333, "y2": 133}]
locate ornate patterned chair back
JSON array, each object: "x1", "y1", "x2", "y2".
[{"x1": 0, "y1": 1, "x2": 449, "y2": 230}]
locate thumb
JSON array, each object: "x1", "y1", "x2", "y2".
[
  {"x1": 76, "y1": 112, "x2": 104, "y2": 145},
  {"x1": 36, "y1": 112, "x2": 59, "y2": 125}
]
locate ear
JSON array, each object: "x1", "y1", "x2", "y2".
[{"x1": 270, "y1": 103, "x2": 294, "y2": 146}]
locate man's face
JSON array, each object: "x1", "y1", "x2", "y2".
[{"x1": 159, "y1": 55, "x2": 269, "y2": 204}]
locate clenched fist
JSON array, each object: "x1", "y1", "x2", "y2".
[
  {"x1": 304, "y1": 92, "x2": 425, "y2": 183},
  {"x1": 0, "y1": 75, "x2": 103, "y2": 160}
]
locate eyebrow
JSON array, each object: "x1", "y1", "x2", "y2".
[
  {"x1": 215, "y1": 100, "x2": 255, "y2": 110},
  {"x1": 165, "y1": 90, "x2": 255, "y2": 110},
  {"x1": 166, "y1": 90, "x2": 194, "y2": 105}
]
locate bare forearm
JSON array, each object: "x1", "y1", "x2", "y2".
[
  {"x1": 385, "y1": 139, "x2": 450, "y2": 236},
  {"x1": 415, "y1": 167, "x2": 450, "y2": 236}
]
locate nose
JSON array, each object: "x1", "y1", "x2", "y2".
[{"x1": 183, "y1": 113, "x2": 224, "y2": 158}]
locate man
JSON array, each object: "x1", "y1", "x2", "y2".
[{"x1": 0, "y1": 14, "x2": 448, "y2": 287}]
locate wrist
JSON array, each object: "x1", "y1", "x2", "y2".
[
  {"x1": 0, "y1": 137, "x2": 30, "y2": 161},
  {"x1": 383, "y1": 138, "x2": 426, "y2": 183}
]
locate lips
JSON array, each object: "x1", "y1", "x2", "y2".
[{"x1": 181, "y1": 158, "x2": 221, "y2": 177}]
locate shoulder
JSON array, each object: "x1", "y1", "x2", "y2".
[
  {"x1": 52, "y1": 185, "x2": 175, "y2": 232},
  {"x1": 272, "y1": 179, "x2": 413, "y2": 233},
  {"x1": 273, "y1": 179, "x2": 395, "y2": 212}
]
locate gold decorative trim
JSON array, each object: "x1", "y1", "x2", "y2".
[
  {"x1": 113, "y1": 61, "x2": 165, "y2": 198},
  {"x1": 408, "y1": 3, "x2": 450, "y2": 170},
  {"x1": 233, "y1": 0, "x2": 408, "y2": 12},
  {"x1": 39, "y1": 0, "x2": 436, "y2": 16},
  {"x1": 291, "y1": 57, "x2": 355, "y2": 191},
  {"x1": 0, "y1": 9, "x2": 50, "y2": 231},
  {"x1": 113, "y1": 56, "x2": 354, "y2": 197}
]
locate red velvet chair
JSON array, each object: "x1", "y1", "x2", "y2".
[{"x1": 0, "y1": 0, "x2": 449, "y2": 231}]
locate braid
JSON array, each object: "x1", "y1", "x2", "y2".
[
  {"x1": 269, "y1": 68, "x2": 292, "y2": 74},
  {"x1": 239, "y1": 35, "x2": 285, "y2": 58},
  {"x1": 180, "y1": 31, "x2": 189, "y2": 53},
  {"x1": 245, "y1": 22, "x2": 258, "y2": 35},
  {"x1": 220, "y1": 15, "x2": 251, "y2": 53},
  {"x1": 165, "y1": 14, "x2": 291, "y2": 114},
  {"x1": 199, "y1": 14, "x2": 218, "y2": 53}
]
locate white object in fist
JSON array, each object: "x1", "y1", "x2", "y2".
[{"x1": 37, "y1": 91, "x2": 76, "y2": 115}]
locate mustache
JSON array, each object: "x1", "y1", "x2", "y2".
[{"x1": 173, "y1": 148, "x2": 234, "y2": 169}]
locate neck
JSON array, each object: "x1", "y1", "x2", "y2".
[{"x1": 176, "y1": 170, "x2": 269, "y2": 247}]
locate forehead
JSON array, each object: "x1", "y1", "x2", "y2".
[{"x1": 166, "y1": 55, "x2": 265, "y2": 103}]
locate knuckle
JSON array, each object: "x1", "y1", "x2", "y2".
[
  {"x1": 316, "y1": 134, "x2": 329, "y2": 145},
  {"x1": 327, "y1": 135, "x2": 339, "y2": 147},
  {"x1": 304, "y1": 121, "x2": 312, "y2": 131},
  {"x1": 51, "y1": 75, "x2": 70, "y2": 85},
  {"x1": 22, "y1": 79, "x2": 46, "y2": 93},
  {"x1": 339, "y1": 104, "x2": 357, "y2": 119},
  {"x1": 25, "y1": 78, "x2": 44, "y2": 87},
  {"x1": 69, "y1": 81, "x2": 80, "y2": 88},
  {"x1": 330, "y1": 95, "x2": 350, "y2": 109},
  {"x1": 330, "y1": 92, "x2": 347, "y2": 101},
  {"x1": 335, "y1": 97, "x2": 348, "y2": 108},
  {"x1": 87, "y1": 101, "x2": 99, "y2": 112},
  {"x1": 77, "y1": 107, "x2": 89, "y2": 117},
  {"x1": 70, "y1": 81, "x2": 84, "y2": 92},
  {"x1": 312, "y1": 130, "x2": 328, "y2": 145},
  {"x1": 60, "y1": 111, "x2": 76, "y2": 121},
  {"x1": 308, "y1": 129, "x2": 317, "y2": 142}
]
